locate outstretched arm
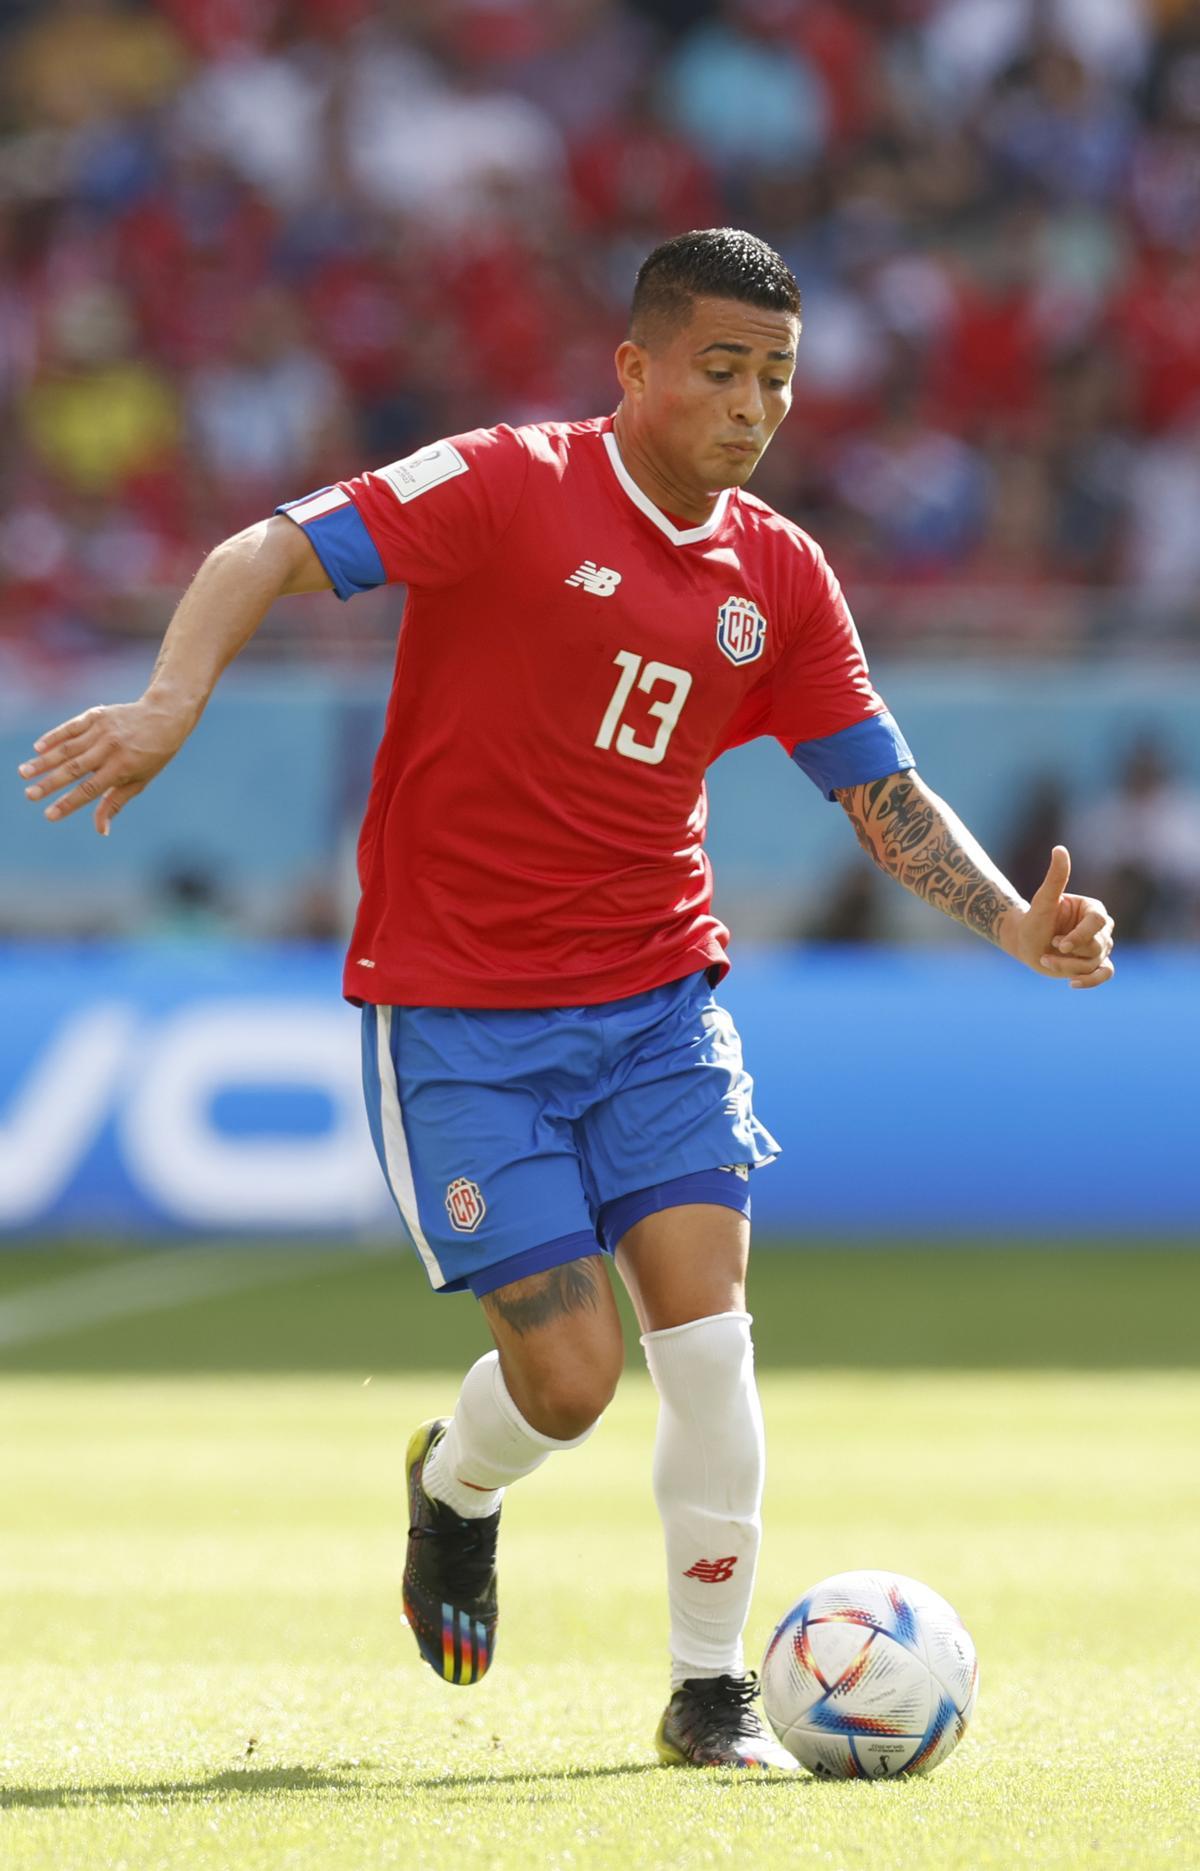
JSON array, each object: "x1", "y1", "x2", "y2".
[
  {"x1": 836, "y1": 769, "x2": 1115, "y2": 989},
  {"x1": 18, "y1": 516, "x2": 329, "y2": 836}
]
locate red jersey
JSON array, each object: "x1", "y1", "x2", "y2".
[{"x1": 278, "y1": 416, "x2": 911, "y2": 1007}]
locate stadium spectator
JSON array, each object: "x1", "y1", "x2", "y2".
[
  {"x1": 663, "y1": 1, "x2": 829, "y2": 173},
  {"x1": 22, "y1": 282, "x2": 179, "y2": 497},
  {"x1": 568, "y1": 78, "x2": 720, "y2": 237},
  {"x1": 486, "y1": 0, "x2": 657, "y2": 139},
  {"x1": 832, "y1": 386, "x2": 990, "y2": 576},
  {"x1": 796, "y1": 863, "x2": 888, "y2": 945},
  {"x1": 1070, "y1": 737, "x2": 1200, "y2": 940},
  {"x1": 1125, "y1": 400, "x2": 1200, "y2": 601},
  {"x1": 2, "y1": 0, "x2": 188, "y2": 131},
  {"x1": 1002, "y1": 774, "x2": 1072, "y2": 906},
  {"x1": 186, "y1": 286, "x2": 346, "y2": 507},
  {"x1": 172, "y1": 18, "x2": 335, "y2": 210}
]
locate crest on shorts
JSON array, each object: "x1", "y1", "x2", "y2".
[
  {"x1": 716, "y1": 595, "x2": 768, "y2": 666},
  {"x1": 445, "y1": 1176, "x2": 486, "y2": 1233}
]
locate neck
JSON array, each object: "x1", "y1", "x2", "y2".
[{"x1": 611, "y1": 406, "x2": 720, "y2": 526}]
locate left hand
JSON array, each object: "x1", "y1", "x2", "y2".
[
  {"x1": 1000, "y1": 845, "x2": 1115, "y2": 989},
  {"x1": 18, "y1": 692, "x2": 196, "y2": 836}
]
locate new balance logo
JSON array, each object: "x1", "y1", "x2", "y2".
[
  {"x1": 684, "y1": 1556, "x2": 739, "y2": 1584},
  {"x1": 565, "y1": 560, "x2": 622, "y2": 596}
]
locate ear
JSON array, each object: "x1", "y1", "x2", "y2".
[{"x1": 614, "y1": 338, "x2": 649, "y2": 401}]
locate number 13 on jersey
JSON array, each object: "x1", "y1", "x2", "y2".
[{"x1": 594, "y1": 650, "x2": 693, "y2": 767}]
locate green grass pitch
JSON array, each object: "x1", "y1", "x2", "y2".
[{"x1": 0, "y1": 1244, "x2": 1197, "y2": 1870}]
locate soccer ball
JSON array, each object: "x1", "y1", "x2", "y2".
[{"x1": 760, "y1": 1569, "x2": 979, "y2": 1779}]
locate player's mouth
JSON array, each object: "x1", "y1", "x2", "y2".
[{"x1": 720, "y1": 441, "x2": 759, "y2": 460}]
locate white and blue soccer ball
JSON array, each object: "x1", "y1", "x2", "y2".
[{"x1": 761, "y1": 1569, "x2": 979, "y2": 1779}]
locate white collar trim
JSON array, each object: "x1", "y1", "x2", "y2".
[{"x1": 602, "y1": 430, "x2": 731, "y2": 546}]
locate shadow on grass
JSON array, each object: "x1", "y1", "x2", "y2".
[
  {"x1": 418, "y1": 1766, "x2": 919, "y2": 1798},
  {"x1": 411, "y1": 1763, "x2": 664, "y2": 1790},
  {"x1": 0, "y1": 1765, "x2": 363, "y2": 1810},
  {"x1": 0, "y1": 1761, "x2": 678, "y2": 1811}
]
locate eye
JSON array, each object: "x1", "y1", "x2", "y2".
[
  {"x1": 707, "y1": 370, "x2": 733, "y2": 383},
  {"x1": 767, "y1": 378, "x2": 789, "y2": 392}
]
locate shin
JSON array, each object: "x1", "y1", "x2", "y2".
[{"x1": 642, "y1": 1310, "x2": 764, "y2": 1686}]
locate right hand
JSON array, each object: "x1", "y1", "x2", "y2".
[
  {"x1": 997, "y1": 844, "x2": 1115, "y2": 989},
  {"x1": 17, "y1": 693, "x2": 197, "y2": 836}
]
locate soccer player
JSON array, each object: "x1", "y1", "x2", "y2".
[{"x1": 19, "y1": 229, "x2": 1114, "y2": 1771}]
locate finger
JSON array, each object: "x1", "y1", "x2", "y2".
[
  {"x1": 22, "y1": 738, "x2": 106, "y2": 801},
  {"x1": 1069, "y1": 960, "x2": 1116, "y2": 990},
  {"x1": 1031, "y1": 844, "x2": 1071, "y2": 911},
  {"x1": 1052, "y1": 929, "x2": 1113, "y2": 964},
  {"x1": 94, "y1": 783, "x2": 142, "y2": 837},
  {"x1": 19, "y1": 732, "x2": 99, "y2": 782},
  {"x1": 26, "y1": 710, "x2": 102, "y2": 758},
  {"x1": 1038, "y1": 949, "x2": 1112, "y2": 979},
  {"x1": 1052, "y1": 909, "x2": 1109, "y2": 954},
  {"x1": 44, "y1": 772, "x2": 109, "y2": 822}
]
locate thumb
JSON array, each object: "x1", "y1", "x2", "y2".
[{"x1": 1032, "y1": 843, "x2": 1071, "y2": 910}]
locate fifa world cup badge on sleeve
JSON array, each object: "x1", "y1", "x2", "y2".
[
  {"x1": 716, "y1": 595, "x2": 768, "y2": 666},
  {"x1": 445, "y1": 1177, "x2": 486, "y2": 1233},
  {"x1": 379, "y1": 441, "x2": 469, "y2": 504}
]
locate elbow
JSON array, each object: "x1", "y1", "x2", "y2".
[
  {"x1": 273, "y1": 516, "x2": 331, "y2": 595},
  {"x1": 214, "y1": 515, "x2": 327, "y2": 597}
]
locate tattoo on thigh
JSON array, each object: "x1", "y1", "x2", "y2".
[{"x1": 483, "y1": 1259, "x2": 602, "y2": 1336}]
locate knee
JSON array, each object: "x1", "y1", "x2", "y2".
[
  {"x1": 643, "y1": 1309, "x2": 755, "y2": 1407},
  {"x1": 518, "y1": 1337, "x2": 624, "y2": 1441}
]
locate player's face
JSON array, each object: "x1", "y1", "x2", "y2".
[{"x1": 619, "y1": 296, "x2": 799, "y2": 495}]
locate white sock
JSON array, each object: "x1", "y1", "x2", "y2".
[
  {"x1": 641, "y1": 1311, "x2": 765, "y2": 1690},
  {"x1": 421, "y1": 1349, "x2": 597, "y2": 1519}
]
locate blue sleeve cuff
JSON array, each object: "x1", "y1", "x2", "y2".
[
  {"x1": 275, "y1": 492, "x2": 387, "y2": 601},
  {"x1": 790, "y1": 710, "x2": 915, "y2": 800}
]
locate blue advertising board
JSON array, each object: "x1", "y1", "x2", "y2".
[{"x1": 0, "y1": 943, "x2": 1194, "y2": 1240}]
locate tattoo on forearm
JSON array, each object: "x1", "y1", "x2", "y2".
[
  {"x1": 482, "y1": 1258, "x2": 602, "y2": 1336},
  {"x1": 837, "y1": 774, "x2": 1019, "y2": 946}
]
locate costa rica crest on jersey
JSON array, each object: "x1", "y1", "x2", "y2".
[
  {"x1": 716, "y1": 595, "x2": 768, "y2": 666},
  {"x1": 445, "y1": 1176, "x2": 486, "y2": 1233}
]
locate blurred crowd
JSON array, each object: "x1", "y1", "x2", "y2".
[
  {"x1": 3, "y1": 0, "x2": 1200, "y2": 673},
  {"x1": 51, "y1": 727, "x2": 1198, "y2": 946},
  {"x1": 805, "y1": 735, "x2": 1200, "y2": 945}
]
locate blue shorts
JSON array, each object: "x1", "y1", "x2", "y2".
[{"x1": 361, "y1": 972, "x2": 779, "y2": 1296}]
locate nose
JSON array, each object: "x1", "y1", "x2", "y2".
[{"x1": 730, "y1": 378, "x2": 765, "y2": 427}]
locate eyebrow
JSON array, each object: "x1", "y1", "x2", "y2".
[{"x1": 696, "y1": 341, "x2": 796, "y2": 362}]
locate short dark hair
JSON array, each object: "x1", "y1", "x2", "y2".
[{"x1": 629, "y1": 228, "x2": 801, "y2": 348}]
